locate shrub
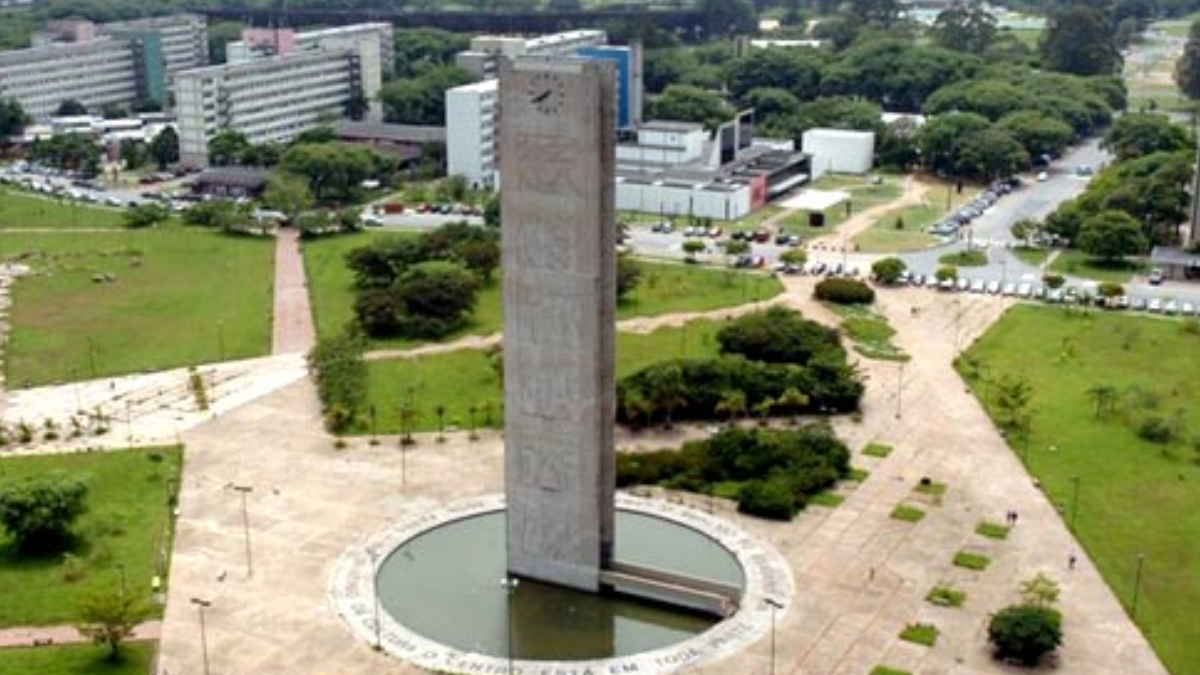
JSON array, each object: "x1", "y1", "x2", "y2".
[
  {"x1": 926, "y1": 586, "x2": 966, "y2": 607},
  {"x1": 870, "y1": 668, "x2": 912, "y2": 675},
  {"x1": 976, "y1": 521, "x2": 1011, "y2": 539},
  {"x1": 939, "y1": 249, "x2": 987, "y2": 267},
  {"x1": 1043, "y1": 273, "x2": 1066, "y2": 289},
  {"x1": 899, "y1": 622, "x2": 939, "y2": 646},
  {"x1": 738, "y1": 473, "x2": 800, "y2": 519},
  {"x1": 814, "y1": 278, "x2": 875, "y2": 305},
  {"x1": 862, "y1": 442, "x2": 893, "y2": 457},
  {"x1": 891, "y1": 504, "x2": 925, "y2": 522},
  {"x1": 717, "y1": 307, "x2": 846, "y2": 365},
  {"x1": 1138, "y1": 415, "x2": 1175, "y2": 444},
  {"x1": 953, "y1": 551, "x2": 991, "y2": 570},
  {"x1": 1098, "y1": 281, "x2": 1124, "y2": 297},
  {"x1": 935, "y1": 264, "x2": 957, "y2": 281},
  {"x1": 0, "y1": 476, "x2": 88, "y2": 553},
  {"x1": 871, "y1": 257, "x2": 907, "y2": 284},
  {"x1": 307, "y1": 330, "x2": 368, "y2": 433},
  {"x1": 987, "y1": 603, "x2": 1063, "y2": 666}
]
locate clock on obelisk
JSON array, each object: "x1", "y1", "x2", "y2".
[{"x1": 499, "y1": 58, "x2": 617, "y2": 592}]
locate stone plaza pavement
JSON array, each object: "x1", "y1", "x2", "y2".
[{"x1": 156, "y1": 281, "x2": 1169, "y2": 675}]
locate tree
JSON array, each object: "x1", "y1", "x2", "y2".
[
  {"x1": 726, "y1": 49, "x2": 827, "y2": 103},
  {"x1": 617, "y1": 254, "x2": 642, "y2": 300},
  {"x1": 645, "y1": 364, "x2": 687, "y2": 428},
  {"x1": 1104, "y1": 113, "x2": 1192, "y2": 161},
  {"x1": 380, "y1": 65, "x2": 476, "y2": 126},
  {"x1": 956, "y1": 128, "x2": 1029, "y2": 180},
  {"x1": 682, "y1": 239, "x2": 707, "y2": 262},
  {"x1": 820, "y1": 39, "x2": 978, "y2": 113},
  {"x1": 56, "y1": 99, "x2": 88, "y2": 116},
  {"x1": 741, "y1": 88, "x2": 801, "y2": 134},
  {"x1": 263, "y1": 172, "x2": 314, "y2": 224},
  {"x1": 1020, "y1": 572, "x2": 1061, "y2": 606},
  {"x1": 208, "y1": 129, "x2": 252, "y2": 167},
  {"x1": 101, "y1": 102, "x2": 127, "y2": 120},
  {"x1": 987, "y1": 604, "x2": 1063, "y2": 666},
  {"x1": 1077, "y1": 210, "x2": 1147, "y2": 261},
  {"x1": 1087, "y1": 384, "x2": 1119, "y2": 419},
  {"x1": 871, "y1": 257, "x2": 907, "y2": 284},
  {"x1": 183, "y1": 199, "x2": 249, "y2": 233},
  {"x1": 1040, "y1": 4, "x2": 1121, "y2": 76},
  {"x1": 1175, "y1": 18, "x2": 1200, "y2": 100},
  {"x1": 647, "y1": 85, "x2": 733, "y2": 131},
  {"x1": 794, "y1": 97, "x2": 883, "y2": 137},
  {"x1": 995, "y1": 111, "x2": 1075, "y2": 161},
  {"x1": 280, "y1": 143, "x2": 391, "y2": 204},
  {"x1": 392, "y1": 28, "x2": 471, "y2": 78},
  {"x1": 119, "y1": 139, "x2": 145, "y2": 171},
  {"x1": 724, "y1": 239, "x2": 751, "y2": 257},
  {"x1": 923, "y1": 79, "x2": 1035, "y2": 121},
  {"x1": 779, "y1": 248, "x2": 808, "y2": 266},
  {"x1": 930, "y1": 2, "x2": 997, "y2": 54},
  {"x1": 1010, "y1": 218, "x2": 1040, "y2": 246},
  {"x1": 0, "y1": 98, "x2": 29, "y2": 142},
  {"x1": 122, "y1": 203, "x2": 169, "y2": 229},
  {"x1": 147, "y1": 126, "x2": 179, "y2": 170},
  {"x1": 77, "y1": 589, "x2": 145, "y2": 661},
  {"x1": 0, "y1": 477, "x2": 87, "y2": 553},
  {"x1": 715, "y1": 390, "x2": 747, "y2": 425},
  {"x1": 393, "y1": 261, "x2": 482, "y2": 338},
  {"x1": 843, "y1": 0, "x2": 902, "y2": 27},
  {"x1": 935, "y1": 265, "x2": 958, "y2": 281},
  {"x1": 698, "y1": 0, "x2": 757, "y2": 38},
  {"x1": 916, "y1": 112, "x2": 990, "y2": 176},
  {"x1": 307, "y1": 330, "x2": 368, "y2": 432}
]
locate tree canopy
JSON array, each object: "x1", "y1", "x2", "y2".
[
  {"x1": 1040, "y1": 4, "x2": 1121, "y2": 76},
  {"x1": 0, "y1": 476, "x2": 87, "y2": 553}
]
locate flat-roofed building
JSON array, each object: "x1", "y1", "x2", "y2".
[
  {"x1": 176, "y1": 49, "x2": 369, "y2": 165},
  {"x1": 99, "y1": 13, "x2": 208, "y2": 84},
  {"x1": 446, "y1": 78, "x2": 499, "y2": 188},
  {"x1": 456, "y1": 29, "x2": 606, "y2": 79},
  {"x1": 0, "y1": 37, "x2": 138, "y2": 120}
]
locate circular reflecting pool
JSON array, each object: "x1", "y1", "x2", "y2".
[{"x1": 376, "y1": 510, "x2": 745, "y2": 660}]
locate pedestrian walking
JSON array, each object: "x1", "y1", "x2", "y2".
[{"x1": 1068, "y1": 552, "x2": 1077, "y2": 570}]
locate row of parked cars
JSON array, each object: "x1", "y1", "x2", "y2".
[
  {"x1": 895, "y1": 271, "x2": 1198, "y2": 315},
  {"x1": 927, "y1": 177, "x2": 1022, "y2": 237}
]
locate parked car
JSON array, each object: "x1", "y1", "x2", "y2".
[
  {"x1": 1131, "y1": 297, "x2": 1147, "y2": 311},
  {"x1": 1148, "y1": 298, "x2": 1163, "y2": 313},
  {"x1": 1182, "y1": 301, "x2": 1196, "y2": 316},
  {"x1": 1149, "y1": 268, "x2": 1164, "y2": 285},
  {"x1": 986, "y1": 280, "x2": 1001, "y2": 294},
  {"x1": 1017, "y1": 282, "x2": 1032, "y2": 298},
  {"x1": 1164, "y1": 299, "x2": 1179, "y2": 315}
]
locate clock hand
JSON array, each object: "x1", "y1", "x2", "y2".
[{"x1": 531, "y1": 89, "x2": 551, "y2": 104}]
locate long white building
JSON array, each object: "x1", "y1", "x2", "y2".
[
  {"x1": 0, "y1": 38, "x2": 138, "y2": 120},
  {"x1": 99, "y1": 13, "x2": 209, "y2": 87},
  {"x1": 176, "y1": 49, "x2": 371, "y2": 165},
  {"x1": 455, "y1": 29, "x2": 607, "y2": 79},
  {"x1": 446, "y1": 79, "x2": 499, "y2": 188}
]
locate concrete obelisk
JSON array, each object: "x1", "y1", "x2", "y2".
[{"x1": 499, "y1": 57, "x2": 617, "y2": 592}]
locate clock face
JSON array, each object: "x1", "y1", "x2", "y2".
[{"x1": 526, "y1": 71, "x2": 566, "y2": 116}]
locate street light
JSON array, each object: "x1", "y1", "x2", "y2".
[
  {"x1": 116, "y1": 562, "x2": 127, "y2": 597},
  {"x1": 500, "y1": 576, "x2": 520, "y2": 675},
  {"x1": 369, "y1": 549, "x2": 382, "y2": 650},
  {"x1": 765, "y1": 598, "x2": 783, "y2": 675},
  {"x1": 1132, "y1": 553, "x2": 1147, "y2": 620},
  {"x1": 895, "y1": 361, "x2": 905, "y2": 420},
  {"x1": 229, "y1": 484, "x2": 253, "y2": 578},
  {"x1": 190, "y1": 597, "x2": 212, "y2": 675}
]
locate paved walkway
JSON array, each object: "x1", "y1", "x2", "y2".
[
  {"x1": 151, "y1": 278, "x2": 1168, "y2": 675},
  {"x1": 0, "y1": 621, "x2": 162, "y2": 649},
  {"x1": 271, "y1": 227, "x2": 315, "y2": 356}
]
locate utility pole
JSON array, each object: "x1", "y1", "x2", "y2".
[
  {"x1": 765, "y1": 598, "x2": 783, "y2": 675},
  {"x1": 230, "y1": 484, "x2": 253, "y2": 578},
  {"x1": 190, "y1": 597, "x2": 212, "y2": 675}
]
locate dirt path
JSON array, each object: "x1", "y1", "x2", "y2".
[
  {"x1": 0, "y1": 620, "x2": 161, "y2": 649},
  {"x1": 271, "y1": 228, "x2": 315, "y2": 355}
]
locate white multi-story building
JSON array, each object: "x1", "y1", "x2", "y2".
[
  {"x1": 175, "y1": 49, "x2": 368, "y2": 165},
  {"x1": 446, "y1": 78, "x2": 499, "y2": 188},
  {"x1": 455, "y1": 29, "x2": 607, "y2": 79},
  {"x1": 0, "y1": 38, "x2": 138, "y2": 120},
  {"x1": 99, "y1": 13, "x2": 209, "y2": 84}
]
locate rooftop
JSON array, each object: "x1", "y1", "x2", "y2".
[{"x1": 333, "y1": 121, "x2": 445, "y2": 144}]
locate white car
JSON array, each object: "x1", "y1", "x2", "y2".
[
  {"x1": 1017, "y1": 282, "x2": 1032, "y2": 297},
  {"x1": 1036, "y1": 171, "x2": 1049, "y2": 182},
  {"x1": 1182, "y1": 301, "x2": 1196, "y2": 316},
  {"x1": 1164, "y1": 299, "x2": 1178, "y2": 315},
  {"x1": 1001, "y1": 282, "x2": 1017, "y2": 296},
  {"x1": 970, "y1": 278, "x2": 986, "y2": 293},
  {"x1": 1148, "y1": 298, "x2": 1163, "y2": 313},
  {"x1": 986, "y1": 280, "x2": 1001, "y2": 294}
]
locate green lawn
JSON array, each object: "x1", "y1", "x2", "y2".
[
  {"x1": 3, "y1": 227, "x2": 274, "y2": 387},
  {"x1": 0, "y1": 189, "x2": 126, "y2": 230},
  {"x1": 939, "y1": 249, "x2": 989, "y2": 267},
  {"x1": 0, "y1": 447, "x2": 181, "y2": 626},
  {"x1": 1012, "y1": 246, "x2": 1050, "y2": 267},
  {"x1": 1048, "y1": 249, "x2": 1146, "y2": 284},
  {"x1": 854, "y1": 203, "x2": 942, "y2": 253},
  {"x1": 827, "y1": 304, "x2": 908, "y2": 361},
  {"x1": 358, "y1": 320, "x2": 726, "y2": 434},
  {"x1": 303, "y1": 232, "x2": 782, "y2": 346},
  {"x1": 0, "y1": 642, "x2": 155, "y2": 675},
  {"x1": 962, "y1": 306, "x2": 1200, "y2": 674}
]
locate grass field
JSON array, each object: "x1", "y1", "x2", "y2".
[
  {"x1": 3, "y1": 227, "x2": 274, "y2": 387},
  {"x1": 0, "y1": 447, "x2": 181, "y2": 626},
  {"x1": 962, "y1": 306, "x2": 1200, "y2": 673},
  {"x1": 0, "y1": 642, "x2": 155, "y2": 675},
  {"x1": 1012, "y1": 247, "x2": 1050, "y2": 267},
  {"x1": 854, "y1": 203, "x2": 942, "y2": 253},
  {"x1": 0, "y1": 189, "x2": 126, "y2": 230},
  {"x1": 357, "y1": 320, "x2": 727, "y2": 434},
  {"x1": 303, "y1": 232, "x2": 782, "y2": 346},
  {"x1": 1047, "y1": 249, "x2": 1145, "y2": 284}
]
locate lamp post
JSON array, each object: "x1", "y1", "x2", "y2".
[
  {"x1": 190, "y1": 597, "x2": 212, "y2": 675},
  {"x1": 116, "y1": 562, "x2": 127, "y2": 597},
  {"x1": 229, "y1": 484, "x2": 253, "y2": 578},
  {"x1": 1069, "y1": 474, "x2": 1080, "y2": 531},
  {"x1": 500, "y1": 576, "x2": 520, "y2": 675},
  {"x1": 765, "y1": 598, "x2": 783, "y2": 675},
  {"x1": 216, "y1": 319, "x2": 225, "y2": 362},
  {"x1": 1132, "y1": 553, "x2": 1146, "y2": 620},
  {"x1": 895, "y1": 361, "x2": 905, "y2": 420}
]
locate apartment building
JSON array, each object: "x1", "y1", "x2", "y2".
[
  {"x1": 455, "y1": 29, "x2": 607, "y2": 79},
  {"x1": 176, "y1": 49, "x2": 368, "y2": 165},
  {"x1": 445, "y1": 78, "x2": 499, "y2": 188},
  {"x1": 0, "y1": 37, "x2": 138, "y2": 120},
  {"x1": 100, "y1": 13, "x2": 209, "y2": 87}
]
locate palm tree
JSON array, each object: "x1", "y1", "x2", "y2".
[
  {"x1": 754, "y1": 397, "x2": 775, "y2": 427},
  {"x1": 397, "y1": 400, "x2": 419, "y2": 446},
  {"x1": 646, "y1": 365, "x2": 687, "y2": 430},
  {"x1": 775, "y1": 387, "x2": 810, "y2": 426}
]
